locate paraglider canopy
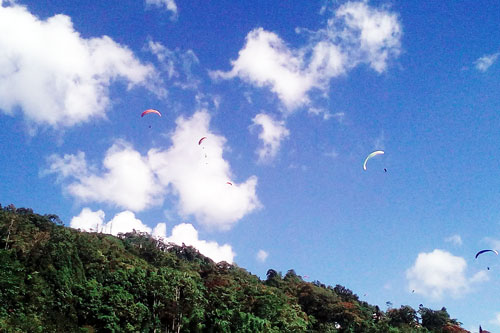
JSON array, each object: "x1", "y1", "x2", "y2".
[
  {"x1": 198, "y1": 137, "x2": 207, "y2": 145},
  {"x1": 363, "y1": 150, "x2": 384, "y2": 170},
  {"x1": 141, "y1": 109, "x2": 161, "y2": 117},
  {"x1": 475, "y1": 249, "x2": 499, "y2": 259}
]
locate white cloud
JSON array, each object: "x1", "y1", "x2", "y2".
[
  {"x1": 46, "y1": 140, "x2": 165, "y2": 212},
  {"x1": 373, "y1": 131, "x2": 385, "y2": 150},
  {"x1": 70, "y1": 207, "x2": 106, "y2": 232},
  {"x1": 288, "y1": 163, "x2": 308, "y2": 172},
  {"x1": 484, "y1": 237, "x2": 500, "y2": 251},
  {"x1": 107, "y1": 211, "x2": 153, "y2": 235},
  {"x1": 469, "y1": 270, "x2": 489, "y2": 284},
  {"x1": 147, "y1": 40, "x2": 200, "y2": 88},
  {"x1": 211, "y1": 28, "x2": 321, "y2": 109},
  {"x1": 42, "y1": 151, "x2": 91, "y2": 181},
  {"x1": 152, "y1": 222, "x2": 167, "y2": 239},
  {"x1": 166, "y1": 223, "x2": 235, "y2": 263},
  {"x1": 475, "y1": 52, "x2": 499, "y2": 72},
  {"x1": 406, "y1": 249, "x2": 488, "y2": 300},
  {"x1": 195, "y1": 92, "x2": 221, "y2": 110},
  {"x1": 323, "y1": 149, "x2": 339, "y2": 158},
  {"x1": 70, "y1": 208, "x2": 152, "y2": 235},
  {"x1": 256, "y1": 249, "x2": 268, "y2": 263},
  {"x1": 445, "y1": 234, "x2": 463, "y2": 246},
  {"x1": 145, "y1": 0, "x2": 178, "y2": 19},
  {"x1": 332, "y1": 1, "x2": 401, "y2": 73},
  {"x1": 69, "y1": 209, "x2": 234, "y2": 263},
  {"x1": 490, "y1": 312, "x2": 500, "y2": 326},
  {"x1": 211, "y1": 2, "x2": 401, "y2": 109},
  {"x1": 308, "y1": 107, "x2": 344, "y2": 121},
  {"x1": 0, "y1": 1, "x2": 162, "y2": 128},
  {"x1": 48, "y1": 110, "x2": 260, "y2": 230},
  {"x1": 148, "y1": 41, "x2": 177, "y2": 79},
  {"x1": 149, "y1": 110, "x2": 261, "y2": 230},
  {"x1": 251, "y1": 113, "x2": 290, "y2": 163}
]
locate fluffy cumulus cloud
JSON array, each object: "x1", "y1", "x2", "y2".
[
  {"x1": 406, "y1": 249, "x2": 488, "y2": 300},
  {"x1": 145, "y1": 0, "x2": 178, "y2": 19},
  {"x1": 211, "y1": 1, "x2": 401, "y2": 109},
  {"x1": 475, "y1": 52, "x2": 500, "y2": 72},
  {"x1": 251, "y1": 113, "x2": 290, "y2": 163},
  {"x1": 444, "y1": 234, "x2": 463, "y2": 246},
  {"x1": 47, "y1": 110, "x2": 260, "y2": 230},
  {"x1": 149, "y1": 110, "x2": 261, "y2": 230},
  {"x1": 107, "y1": 211, "x2": 153, "y2": 235},
  {"x1": 70, "y1": 207, "x2": 106, "y2": 232},
  {"x1": 45, "y1": 140, "x2": 165, "y2": 212},
  {"x1": 70, "y1": 209, "x2": 234, "y2": 263},
  {"x1": 165, "y1": 223, "x2": 235, "y2": 263},
  {"x1": 152, "y1": 222, "x2": 167, "y2": 239},
  {"x1": 70, "y1": 208, "x2": 152, "y2": 235},
  {"x1": 256, "y1": 249, "x2": 268, "y2": 263},
  {"x1": 211, "y1": 28, "x2": 321, "y2": 109},
  {"x1": 0, "y1": 1, "x2": 162, "y2": 128}
]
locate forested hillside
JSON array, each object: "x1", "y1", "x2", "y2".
[{"x1": 0, "y1": 204, "x2": 469, "y2": 332}]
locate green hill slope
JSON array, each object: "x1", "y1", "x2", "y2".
[{"x1": 0, "y1": 204, "x2": 469, "y2": 332}]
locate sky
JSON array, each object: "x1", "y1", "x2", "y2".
[{"x1": 0, "y1": 0, "x2": 499, "y2": 330}]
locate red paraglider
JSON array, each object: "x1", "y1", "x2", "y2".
[
  {"x1": 141, "y1": 109, "x2": 161, "y2": 117},
  {"x1": 198, "y1": 137, "x2": 207, "y2": 145}
]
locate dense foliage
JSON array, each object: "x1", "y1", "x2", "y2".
[{"x1": 0, "y1": 204, "x2": 469, "y2": 332}]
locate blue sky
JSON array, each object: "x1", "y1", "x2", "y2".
[{"x1": 1, "y1": 0, "x2": 500, "y2": 330}]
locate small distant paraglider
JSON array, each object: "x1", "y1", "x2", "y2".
[
  {"x1": 226, "y1": 182, "x2": 233, "y2": 186},
  {"x1": 198, "y1": 137, "x2": 208, "y2": 164},
  {"x1": 475, "y1": 250, "x2": 498, "y2": 271},
  {"x1": 475, "y1": 249, "x2": 499, "y2": 259},
  {"x1": 363, "y1": 150, "x2": 384, "y2": 171},
  {"x1": 141, "y1": 109, "x2": 161, "y2": 128},
  {"x1": 141, "y1": 109, "x2": 161, "y2": 117}
]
